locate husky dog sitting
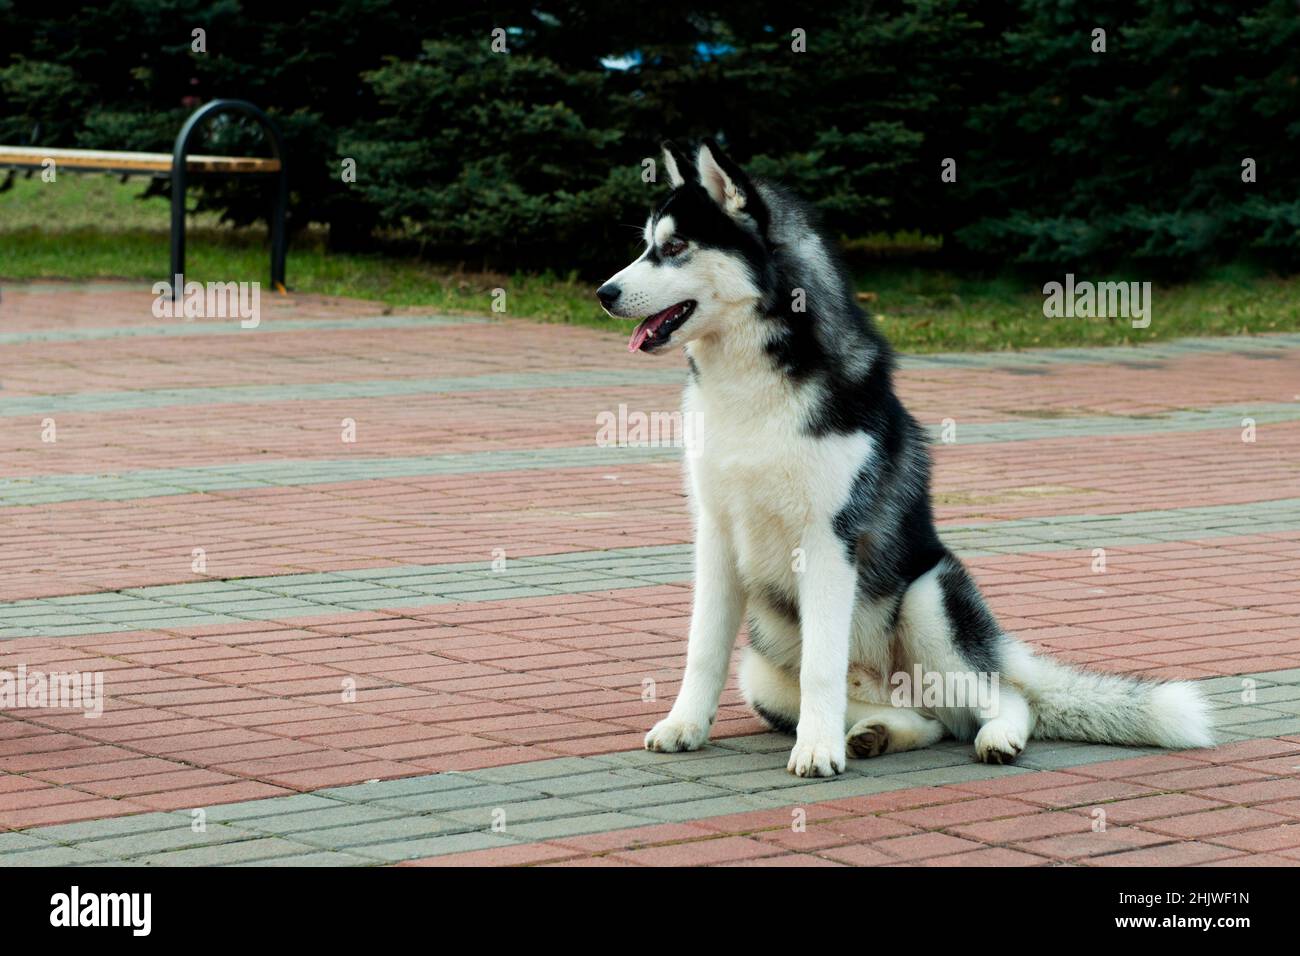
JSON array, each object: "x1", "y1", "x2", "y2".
[{"x1": 596, "y1": 140, "x2": 1212, "y2": 777}]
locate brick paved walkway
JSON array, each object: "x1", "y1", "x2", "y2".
[{"x1": 1, "y1": 282, "x2": 1298, "y2": 866}]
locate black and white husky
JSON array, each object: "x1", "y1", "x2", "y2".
[{"x1": 597, "y1": 140, "x2": 1214, "y2": 777}]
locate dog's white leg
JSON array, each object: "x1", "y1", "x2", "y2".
[
  {"x1": 645, "y1": 511, "x2": 742, "y2": 753},
  {"x1": 973, "y1": 684, "x2": 1035, "y2": 764},
  {"x1": 787, "y1": 527, "x2": 855, "y2": 777}
]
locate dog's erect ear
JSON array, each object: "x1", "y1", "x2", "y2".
[
  {"x1": 660, "y1": 141, "x2": 693, "y2": 188},
  {"x1": 696, "y1": 138, "x2": 762, "y2": 225}
]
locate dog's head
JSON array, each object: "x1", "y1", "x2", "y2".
[{"x1": 597, "y1": 139, "x2": 771, "y2": 354}]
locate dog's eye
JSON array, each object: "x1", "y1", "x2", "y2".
[{"x1": 661, "y1": 239, "x2": 687, "y2": 257}]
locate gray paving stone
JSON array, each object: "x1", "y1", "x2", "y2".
[
  {"x1": 199, "y1": 793, "x2": 341, "y2": 822},
  {"x1": 1214, "y1": 729, "x2": 1253, "y2": 743},
  {"x1": 715, "y1": 734, "x2": 793, "y2": 753},
  {"x1": 1259, "y1": 699, "x2": 1300, "y2": 716},
  {"x1": 700, "y1": 768, "x2": 817, "y2": 792},
  {"x1": 441, "y1": 797, "x2": 598, "y2": 827},
  {"x1": 1017, "y1": 744, "x2": 1154, "y2": 770},
  {"x1": 1254, "y1": 668, "x2": 1300, "y2": 685},
  {"x1": 75, "y1": 823, "x2": 258, "y2": 859},
  {"x1": 290, "y1": 815, "x2": 450, "y2": 849},
  {"x1": 512, "y1": 768, "x2": 667, "y2": 797},
  {"x1": 316, "y1": 773, "x2": 478, "y2": 803},
  {"x1": 229, "y1": 851, "x2": 375, "y2": 867},
  {"x1": 599, "y1": 743, "x2": 748, "y2": 768},
  {"x1": 1213, "y1": 705, "x2": 1293, "y2": 723},
  {"x1": 0, "y1": 844, "x2": 115, "y2": 866},
  {"x1": 238, "y1": 803, "x2": 407, "y2": 835},
  {"x1": 367, "y1": 783, "x2": 538, "y2": 813},
  {"x1": 72, "y1": 858, "x2": 150, "y2": 867},
  {"x1": 635, "y1": 792, "x2": 797, "y2": 822},
  {"x1": 0, "y1": 831, "x2": 58, "y2": 853},
  {"x1": 141, "y1": 837, "x2": 322, "y2": 866},
  {"x1": 852, "y1": 747, "x2": 975, "y2": 775},
  {"x1": 575, "y1": 781, "x2": 734, "y2": 810},
  {"x1": 504, "y1": 812, "x2": 659, "y2": 841},
  {"x1": 348, "y1": 830, "x2": 516, "y2": 863},
  {"x1": 1208, "y1": 684, "x2": 1299, "y2": 704},
  {"x1": 647, "y1": 751, "x2": 788, "y2": 781},
  {"x1": 1218, "y1": 716, "x2": 1300, "y2": 738},
  {"x1": 757, "y1": 775, "x2": 900, "y2": 806},
  {"x1": 463, "y1": 759, "x2": 629, "y2": 787},
  {"x1": 895, "y1": 763, "x2": 1035, "y2": 787},
  {"x1": 33, "y1": 812, "x2": 190, "y2": 844}
]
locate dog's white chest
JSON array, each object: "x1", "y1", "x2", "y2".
[
  {"x1": 683, "y1": 368, "x2": 867, "y2": 592},
  {"x1": 699, "y1": 435, "x2": 809, "y2": 588}
]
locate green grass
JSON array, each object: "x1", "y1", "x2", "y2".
[{"x1": 3, "y1": 174, "x2": 1298, "y2": 352}]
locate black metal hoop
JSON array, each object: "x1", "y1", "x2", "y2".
[{"x1": 170, "y1": 99, "x2": 288, "y2": 299}]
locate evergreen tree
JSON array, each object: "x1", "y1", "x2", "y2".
[{"x1": 0, "y1": 0, "x2": 1295, "y2": 273}]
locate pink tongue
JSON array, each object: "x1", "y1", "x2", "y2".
[
  {"x1": 628, "y1": 311, "x2": 669, "y2": 353},
  {"x1": 628, "y1": 319, "x2": 654, "y2": 353}
]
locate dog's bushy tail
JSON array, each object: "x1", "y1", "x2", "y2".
[{"x1": 1002, "y1": 641, "x2": 1213, "y2": 749}]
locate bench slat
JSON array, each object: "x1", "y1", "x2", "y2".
[{"x1": 0, "y1": 146, "x2": 280, "y2": 173}]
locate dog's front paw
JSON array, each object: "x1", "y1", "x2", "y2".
[
  {"x1": 645, "y1": 717, "x2": 709, "y2": 753},
  {"x1": 974, "y1": 720, "x2": 1026, "y2": 765},
  {"x1": 787, "y1": 735, "x2": 846, "y2": 778}
]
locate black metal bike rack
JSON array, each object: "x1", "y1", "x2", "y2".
[{"x1": 171, "y1": 99, "x2": 288, "y2": 299}]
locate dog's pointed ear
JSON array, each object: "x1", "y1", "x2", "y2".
[
  {"x1": 660, "y1": 141, "x2": 693, "y2": 188},
  {"x1": 696, "y1": 138, "x2": 762, "y2": 224}
]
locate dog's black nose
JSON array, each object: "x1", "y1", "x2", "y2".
[{"x1": 595, "y1": 283, "x2": 621, "y2": 307}]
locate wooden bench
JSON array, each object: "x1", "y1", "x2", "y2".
[
  {"x1": 0, "y1": 99, "x2": 288, "y2": 296},
  {"x1": 0, "y1": 146, "x2": 282, "y2": 176}
]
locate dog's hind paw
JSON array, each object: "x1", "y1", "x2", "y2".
[
  {"x1": 645, "y1": 718, "x2": 708, "y2": 753},
  {"x1": 974, "y1": 720, "x2": 1026, "y2": 765},
  {"x1": 787, "y1": 736, "x2": 846, "y2": 777},
  {"x1": 846, "y1": 721, "x2": 889, "y2": 759}
]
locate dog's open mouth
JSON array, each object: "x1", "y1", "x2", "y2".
[{"x1": 628, "y1": 300, "x2": 696, "y2": 353}]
